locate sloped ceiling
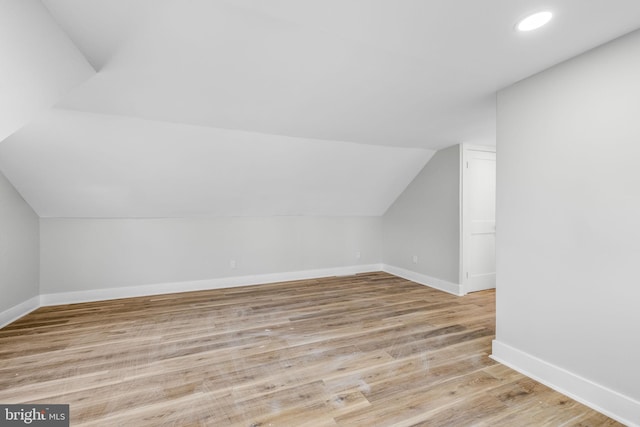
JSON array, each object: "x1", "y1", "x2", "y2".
[
  {"x1": 1, "y1": 0, "x2": 640, "y2": 217},
  {"x1": 0, "y1": 110, "x2": 431, "y2": 217},
  {"x1": 0, "y1": 0, "x2": 94, "y2": 141}
]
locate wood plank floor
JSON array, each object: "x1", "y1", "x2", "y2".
[{"x1": 0, "y1": 272, "x2": 621, "y2": 426}]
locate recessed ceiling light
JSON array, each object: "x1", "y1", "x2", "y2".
[{"x1": 517, "y1": 11, "x2": 553, "y2": 32}]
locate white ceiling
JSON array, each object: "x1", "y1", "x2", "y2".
[
  {"x1": 0, "y1": 109, "x2": 432, "y2": 217},
  {"x1": 1, "y1": 0, "x2": 640, "y2": 217},
  {"x1": 0, "y1": 0, "x2": 93, "y2": 141},
  {"x1": 44, "y1": 0, "x2": 640, "y2": 148}
]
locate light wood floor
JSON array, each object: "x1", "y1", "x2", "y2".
[{"x1": 0, "y1": 272, "x2": 621, "y2": 426}]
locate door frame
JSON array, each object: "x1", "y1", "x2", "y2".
[{"x1": 459, "y1": 143, "x2": 496, "y2": 295}]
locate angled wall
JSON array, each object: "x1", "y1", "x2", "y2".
[
  {"x1": 0, "y1": 170, "x2": 39, "y2": 322},
  {"x1": 0, "y1": 110, "x2": 433, "y2": 218},
  {"x1": 0, "y1": 0, "x2": 94, "y2": 142},
  {"x1": 382, "y1": 145, "x2": 461, "y2": 294},
  {"x1": 493, "y1": 29, "x2": 640, "y2": 425}
]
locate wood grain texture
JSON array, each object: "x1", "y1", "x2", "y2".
[{"x1": 0, "y1": 272, "x2": 621, "y2": 426}]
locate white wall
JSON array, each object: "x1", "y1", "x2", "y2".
[
  {"x1": 0, "y1": 0, "x2": 94, "y2": 142},
  {"x1": 0, "y1": 170, "x2": 39, "y2": 314},
  {"x1": 382, "y1": 145, "x2": 460, "y2": 285},
  {"x1": 40, "y1": 217, "x2": 381, "y2": 294},
  {"x1": 494, "y1": 29, "x2": 640, "y2": 424},
  {"x1": 1, "y1": 109, "x2": 433, "y2": 218}
]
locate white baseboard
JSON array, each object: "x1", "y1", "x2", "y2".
[
  {"x1": 491, "y1": 340, "x2": 640, "y2": 427},
  {"x1": 382, "y1": 264, "x2": 464, "y2": 296},
  {"x1": 40, "y1": 264, "x2": 383, "y2": 306},
  {"x1": 0, "y1": 295, "x2": 40, "y2": 329}
]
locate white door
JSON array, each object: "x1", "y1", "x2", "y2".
[{"x1": 462, "y1": 146, "x2": 496, "y2": 293}]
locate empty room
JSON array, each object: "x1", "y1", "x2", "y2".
[{"x1": 1, "y1": 1, "x2": 639, "y2": 426}]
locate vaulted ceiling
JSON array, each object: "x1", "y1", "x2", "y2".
[{"x1": 2, "y1": 0, "x2": 640, "y2": 217}]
